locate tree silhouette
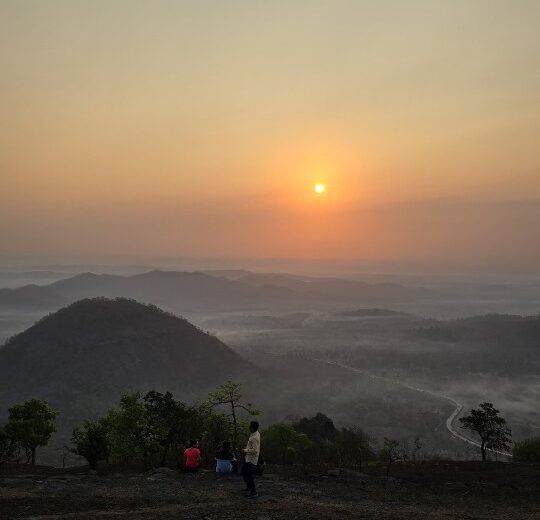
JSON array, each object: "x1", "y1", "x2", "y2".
[
  {"x1": 459, "y1": 402, "x2": 512, "y2": 461},
  {"x1": 380, "y1": 437, "x2": 400, "y2": 477},
  {"x1": 207, "y1": 381, "x2": 259, "y2": 450}
]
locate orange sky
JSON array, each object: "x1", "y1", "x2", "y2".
[{"x1": 1, "y1": 1, "x2": 539, "y2": 268}]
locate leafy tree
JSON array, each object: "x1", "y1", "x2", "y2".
[
  {"x1": 207, "y1": 381, "x2": 259, "y2": 449},
  {"x1": 199, "y1": 409, "x2": 234, "y2": 465},
  {"x1": 513, "y1": 437, "x2": 540, "y2": 463},
  {"x1": 380, "y1": 437, "x2": 400, "y2": 477},
  {"x1": 0, "y1": 426, "x2": 17, "y2": 468},
  {"x1": 71, "y1": 419, "x2": 109, "y2": 470},
  {"x1": 102, "y1": 393, "x2": 160, "y2": 468},
  {"x1": 263, "y1": 423, "x2": 312, "y2": 464},
  {"x1": 293, "y1": 413, "x2": 338, "y2": 444},
  {"x1": 144, "y1": 391, "x2": 201, "y2": 466},
  {"x1": 5, "y1": 399, "x2": 58, "y2": 465},
  {"x1": 335, "y1": 427, "x2": 373, "y2": 471},
  {"x1": 459, "y1": 402, "x2": 512, "y2": 461}
]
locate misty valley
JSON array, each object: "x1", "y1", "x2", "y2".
[{"x1": 0, "y1": 268, "x2": 538, "y2": 465}]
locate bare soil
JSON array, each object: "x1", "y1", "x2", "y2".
[{"x1": 1, "y1": 462, "x2": 539, "y2": 520}]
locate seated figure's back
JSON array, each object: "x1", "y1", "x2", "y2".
[{"x1": 215, "y1": 444, "x2": 235, "y2": 473}]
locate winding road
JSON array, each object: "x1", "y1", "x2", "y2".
[{"x1": 311, "y1": 357, "x2": 513, "y2": 458}]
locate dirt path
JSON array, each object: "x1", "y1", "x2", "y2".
[{"x1": 310, "y1": 358, "x2": 513, "y2": 458}]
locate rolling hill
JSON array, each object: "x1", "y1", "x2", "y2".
[{"x1": 0, "y1": 298, "x2": 252, "y2": 434}]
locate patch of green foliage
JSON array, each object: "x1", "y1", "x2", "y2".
[{"x1": 0, "y1": 399, "x2": 58, "y2": 466}]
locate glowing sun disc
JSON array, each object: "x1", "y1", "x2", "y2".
[{"x1": 314, "y1": 183, "x2": 326, "y2": 194}]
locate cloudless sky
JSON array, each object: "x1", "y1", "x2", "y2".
[{"x1": 1, "y1": 1, "x2": 539, "y2": 268}]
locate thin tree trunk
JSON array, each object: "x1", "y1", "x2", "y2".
[
  {"x1": 231, "y1": 402, "x2": 238, "y2": 450},
  {"x1": 31, "y1": 447, "x2": 36, "y2": 466}
]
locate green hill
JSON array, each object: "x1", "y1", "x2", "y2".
[{"x1": 0, "y1": 298, "x2": 251, "y2": 436}]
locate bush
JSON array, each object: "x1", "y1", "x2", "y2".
[
  {"x1": 263, "y1": 423, "x2": 311, "y2": 464},
  {"x1": 71, "y1": 420, "x2": 109, "y2": 470},
  {"x1": 335, "y1": 427, "x2": 374, "y2": 471},
  {"x1": 513, "y1": 437, "x2": 540, "y2": 463},
  {"x1": 0, "y1": 426, "x2": 17, "y2": 467}
]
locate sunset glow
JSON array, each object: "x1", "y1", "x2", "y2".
[{"x1": 0, "y1": 1, "x2": 539, "y2": 267}]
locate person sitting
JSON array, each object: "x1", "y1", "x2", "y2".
[
  {"x1": 183, "y1": 439, "x2": 201, "y2": 473},
  {"x1": 215, "y1": 440, "x2": 237, "y2": 473}
]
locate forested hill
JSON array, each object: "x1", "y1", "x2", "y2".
[
  {"x1": 413, "y1": 313, "x2": 540, "y2": 349},
  {"x1": 0, "y1": 298, "x2": 251, "y2": 425}
]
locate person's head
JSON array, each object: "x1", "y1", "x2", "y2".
[
  {"x1": 189, "y1": 439, "x2": 198, "y2": 448},
  {"x1": 222, "y1": 440, "x2": 231, "y2": 451},
  {"x1": 249, "y1": 421, "x2": 259, "y2": 433}
]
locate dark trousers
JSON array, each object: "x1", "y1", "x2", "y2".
[{"x1": 242, "y1": 462, "x2": 257, "y2": 494}]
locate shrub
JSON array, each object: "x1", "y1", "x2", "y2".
[
  {"x1": 513, "y1": 437, "x2": 540, "y2": 463},
  {"x1": 71, "y1": 419, "x2": 109, "y2": 470},
  {"x1": 263, "y1": 423, "x2": 311, "y2": 464},
  {"x1": 0, "y1": 426, "x2": 17, "y2": 467}
]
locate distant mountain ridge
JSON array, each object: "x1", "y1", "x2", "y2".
[
  {"x1": 335, "y1": 308, "x2": 408, "y2": 317},
  {"x1": 0, "y1": 269, "x2": 435, "y2": 312}
]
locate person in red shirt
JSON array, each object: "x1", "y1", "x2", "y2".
[{"x1": 183, "y1": 440, "x2": 201, "y2": 473}]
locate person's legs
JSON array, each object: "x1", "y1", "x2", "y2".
[
  {"x1": 242, "y1": 462, "x2": 256, "y2": 495},
  {"x1": 241, "y1": 461, "x2": 250, "y2": 488}
]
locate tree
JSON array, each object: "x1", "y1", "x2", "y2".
[
  {"x1": 0, "y1": 426, "x2": 17, "y2": 468},
  {"x1": 207, "y1": 381, "x2": 259, "y2": 449},
  {"x1": 263, "y1": 423, "x2": 312, "y2": 465},
  {"x1": 380, "y1": 437, "x2": 400, "y2": 477},
  {"x1": 335, "y1": 427, "x2": 373, "y2": 471},
  {"x1": 293, "y1": 413, "x2": 338, "y2": 444},
  {"x1": 199, "y1": 409, "x2": 234, "y2": 466},
  {"x1": 102, "y1": 393, "x2": 161, "y2": 468},
  {"x1": 71, "y1": 419, "x2": 109, "y2": 470},
  {"x1": 143, "y1": 391, "x2": 200, "y2": 466},
  {"x1": 459, "y1": 402, "x2": 512, "y2": 461},
  {"x1": 5, "y1": 399, "x2": 58, "y2": 465}
]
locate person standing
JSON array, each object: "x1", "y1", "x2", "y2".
[{"x1": 241, "y1": 421, "x2": 260, "y2": 498}]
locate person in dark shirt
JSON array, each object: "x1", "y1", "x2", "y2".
[{"x1": 215, "y1": 440, "x2": 237, "y2": 473}]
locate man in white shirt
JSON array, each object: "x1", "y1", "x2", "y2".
[{"x1": 241, "y1": 421, "x2": 261, "y2": 498}]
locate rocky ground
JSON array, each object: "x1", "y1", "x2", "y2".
[{"x1": 1, "y1": 462, "x2": 539, "y2": 520}]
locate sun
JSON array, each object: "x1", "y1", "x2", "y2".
[{"x1": 314, "y1": 183, "x2": 326, "y2": 194}]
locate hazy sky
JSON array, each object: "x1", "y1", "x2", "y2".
[{"x1": 1, "y1": 1, "x2": 539, "y2": 268}]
